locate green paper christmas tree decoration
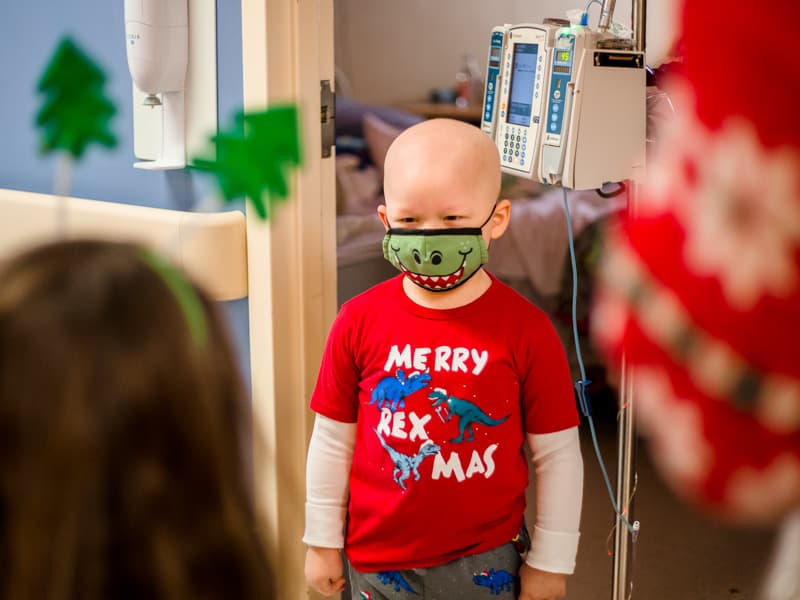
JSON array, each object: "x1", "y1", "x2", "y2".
[
  {"x1": 35, "y1": 37, "x2": 117, "y2": 159},
  {"x1": 193, "y1": 105, "x2": 302, "y2": 220}
]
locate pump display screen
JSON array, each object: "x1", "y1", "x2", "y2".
[
  {"x1": 489, "y1": 46, "x2": 502, "y2": 67},
  {"x1": 506, "y1": 43, "x2": 538, "y2": 127},
  {"x1": 558, "y1": 51, "x2": 571, "y2": 62}
]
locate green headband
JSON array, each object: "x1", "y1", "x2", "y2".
[{"x1": 138, "y1": 250, "x2": 208, "y2": 347}]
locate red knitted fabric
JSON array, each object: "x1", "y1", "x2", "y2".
[{"x1": 594, "y1": 0, "x2": 800, "y2": 523}]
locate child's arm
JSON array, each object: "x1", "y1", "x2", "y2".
[
  {"x1": 303, "y1": 414, "x2": 356, "y2": 596},
  {"x1": 520, "y1": 426, "x2": 583, "y2": 600}
]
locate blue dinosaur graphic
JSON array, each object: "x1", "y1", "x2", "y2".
[
  {"x1": 370, "y1": 369, "x2": 432, "y2": 412},
  {"x1": 429, "y1": 389, "x2": 509, "y2": 443},
  {"x1": 374, "y1": 429, "x2": 440, "y2": 490},
  {"x1": 473, "y1": 568, "x2": 516, "y2": 595},
  {"x1": 376, "y1": 570, "x2": 417, "y2": 594}
]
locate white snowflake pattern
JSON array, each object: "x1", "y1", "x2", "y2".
[
  {"x1": 756, "y1": 376, "x2": 800, "y2": 435},
  {"x1": 725, "y1": 454, "x2": 800, "y2": 523},
  {"x1": 590, "y1": 287, "x2": 628, "y2": 350},
  {"x1": 678, "y1": 117, "x2": 800, "y2": 310},
  {"x1": 637, "y1": 282, "x2": 690, "y2": 349},
  {"x1": 635, "y1": 367, "x2": 712, "y2": 490},
  {"x1": 686, "y1": 337, "x2": 743, "y2": 400},
  {"x1": 643, "y1": 83, "x2": 707, "y2": 214}
]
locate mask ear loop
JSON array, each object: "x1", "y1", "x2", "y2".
[
  {"x1": 138, "y1": 250, "x2": 209, "y2": 348},
  {"x1": 478, "y1": 201, "x2": 499, "y2": 263},
  {"x1": 479, "y1": 201, "x2": 499, "y2": 229}
]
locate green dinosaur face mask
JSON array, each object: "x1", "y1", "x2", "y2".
[{"x1": 382, "y1": 206, "x2": 495, "y2": 292}]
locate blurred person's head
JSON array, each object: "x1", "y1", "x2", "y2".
[{"x1": 0, "y1": 239, "x2": 271, "y2": 600}]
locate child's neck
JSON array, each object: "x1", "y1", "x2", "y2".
[{"x1": 402, "y1": 269, "x2": 491, "y2": 309}]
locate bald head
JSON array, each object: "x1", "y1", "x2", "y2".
[{"x1": 383, "y1": 119, "x2": 501, "y2": 212}]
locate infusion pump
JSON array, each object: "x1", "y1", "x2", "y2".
[
  {"x1": 483, "y1": 24, "x2": 557, "y2": 180},
  {"x1": 481, "y1": 22, "x2": 646, "y2": 190},
  {"x1": 479, "y1": 25, "x2": 508, "y2": 138}
]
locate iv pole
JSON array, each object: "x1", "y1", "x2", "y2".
[
  {"x1": 604, "y1": 0, "x2": 645, "y2": 598},
  {"x1": 611, "y1": 354, "x2": 637, "y2": 600}
]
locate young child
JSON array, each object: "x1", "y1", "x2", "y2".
[
  {"x1": 0, "y1": 239, "x2": 272, "y2": 600},
  {"x1": 304, "y1": 118, "x2": 583, "y2": 600}
]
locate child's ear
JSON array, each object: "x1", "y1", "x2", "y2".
[
  {"x1": 489, "y1": 199, "x2": 512, "y2": 240},
  {"x1": 377, "y1": 204, "x2": 390, "y2": 230}
]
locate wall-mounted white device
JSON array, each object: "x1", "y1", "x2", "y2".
[
  {"x1": 479, "y1": 24, "x2": 510, "y2": 138},
  {"x1": 125, "y1": 0, "x2": 189, "y2": 170}
]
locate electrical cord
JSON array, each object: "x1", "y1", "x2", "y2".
[
  {"x1": 596, "y1": 181, "x2": 627, "y2": 198},
  {"x1": 581, "y1": 0, "x2": 604, "y2": 26},
  {"x1": 562, "y1": 186, "x2": 639, "y2": 539}
]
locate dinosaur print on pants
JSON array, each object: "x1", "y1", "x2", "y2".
[{"x1": 473, "y1": 568, "x2": 516, "y2": 595}]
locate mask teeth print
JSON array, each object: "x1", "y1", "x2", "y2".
[{"x1": 400, "y1": 264, "x2": 465, "y2": 290}]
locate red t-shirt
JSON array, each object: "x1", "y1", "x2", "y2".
[{"x1": 311, "y1": 274, "x2": 579, "y2": 571}]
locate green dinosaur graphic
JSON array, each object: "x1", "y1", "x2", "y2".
[{"x1": 428, "y1": 388, "x2": 509, "y2": 443}]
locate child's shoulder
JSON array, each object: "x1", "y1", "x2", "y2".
[{"x1": 489, "y1": 276, "x2": 551, "y2": 322}]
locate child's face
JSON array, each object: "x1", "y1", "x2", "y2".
[
  {"x1": 382, "y1": 181, "x2": 497, "y2": 247},
  {"x1": 380, "y1": 185, "x2": 496, "y2": 292},
  {"x1": 380, "y1": 120, "x2": 501, "y2": 247},
  {"x1": 377, "y1": 119, "x2": 508, "y2": 293}
]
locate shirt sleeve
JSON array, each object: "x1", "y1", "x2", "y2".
[
  {"x1": 303, "y1": 414, "x2": 357, "y2": 548},
  {"x1": 524, "y1": 427, "x2": 584, "y2": 574},
  {"x1": 310, "y1": 305, "x2": 361, "y2": 423},
  {"x1": 520, "y1": 312, "x2": 580, "y2": 434}
]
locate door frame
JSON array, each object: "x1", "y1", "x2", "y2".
[{"x1": 240, "y1": 1, "x2": 337, "y2": 598}]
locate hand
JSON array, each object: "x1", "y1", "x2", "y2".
[
  {"x1": 518, "y1": 563, "x2": 567, "y2": 600},
  {"x1": 305, "y1": 546, "x2": 346, "y2": 597}
]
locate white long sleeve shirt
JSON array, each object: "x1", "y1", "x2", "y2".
[{"x1": 304, "y1": 415, "x2": 583, "y2": 573}]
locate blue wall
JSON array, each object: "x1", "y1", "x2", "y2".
[{"x1": 0, "y1": 1, "x2": 252, "y2": 386}]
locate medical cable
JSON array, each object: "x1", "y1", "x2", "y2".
[{"x1": 561, "y1": 186, "x2": 639, "y2": 539}]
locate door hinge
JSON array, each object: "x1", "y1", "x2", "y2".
[{"x1": 320, "y1": 80, "x2": 335, "y2": 158}]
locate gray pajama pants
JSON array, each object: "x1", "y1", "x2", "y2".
[{"x1": 347, "y1": 534, "x2": 528, "y2": 600}]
